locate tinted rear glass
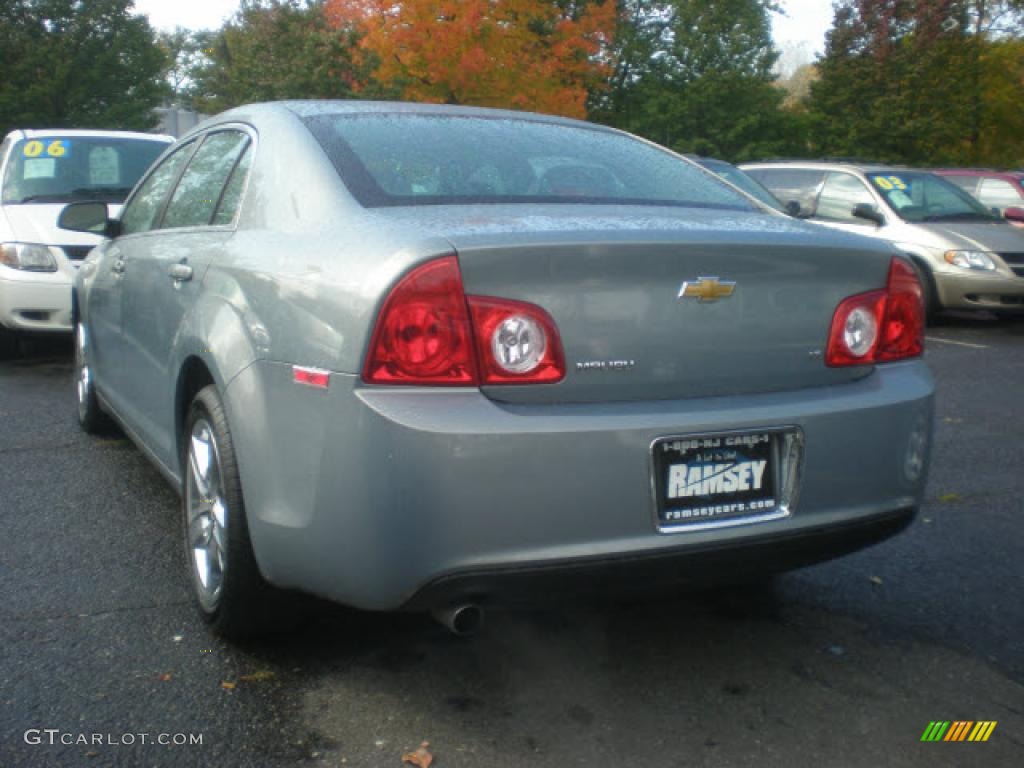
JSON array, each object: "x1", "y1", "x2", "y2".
[
  {"x1": 304, "y1": 114, "x2": 754, "y2": 211},
  {"x1": 2, "y1": 136, "x2": 170, "y2": 204}
]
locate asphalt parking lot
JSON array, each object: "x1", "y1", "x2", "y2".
[{"x1": 1, "y1": 313, "x2": 1022, "y2": 768}]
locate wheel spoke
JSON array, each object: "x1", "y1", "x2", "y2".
[{"x1": 189, "y1": 433, "x2": 213, "y2": 499}]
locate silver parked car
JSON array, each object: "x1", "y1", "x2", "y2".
[
  {"x1": 741, "y1": 161, "x2": 1024, "y2": 319},
  {"x1": 60, "y1": 102, "x2": 934, "y2": 638}
]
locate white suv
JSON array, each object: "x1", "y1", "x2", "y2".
[{"x1": 0, "y1": 129, "x2": 172, "y2": 356}]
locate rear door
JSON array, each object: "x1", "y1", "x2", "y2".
[{"x1": 119, "y1": 129, "x2": 253, "y2": 466}]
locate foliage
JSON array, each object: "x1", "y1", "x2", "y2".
[
  {"x1": 590, "y1": 1, "x2": 802, "y2": 161},
  {"x1": 189, "y1": 0, "x2": 379, "y2": 115},
  {"x1": 0, "y1": 0, "x2": 167, "y2": 137},
  {"x1": 324, "y1": 0, "x2": 617, "y2": 119},
  {"x1": 807, "y1": 0, "x2": 1024, "y2": 165}
]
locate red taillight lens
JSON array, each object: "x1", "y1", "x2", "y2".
[
  {"x1": 467, "y1": 296, "x2": 565, "y2": 384},
  {"x1": 363, "y1": 256, "x2": 566, "y2": 386},
  {"x1": 826, "y1": 257, "x2": 924, "y2": 367},
  {"x1": 363, "y1": 256, "x2": 478, "y2": 385},
  {"x1": 877, "y1": 257, "x2": 924, "y2": 361}
]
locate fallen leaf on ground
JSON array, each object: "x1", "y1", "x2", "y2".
[
  {"x1": 239, "y1": 669, "x2": 275, "y2": 683},
  {"x1": 221, "y1": 681, "x2": 236, "y2": 690},
  {"x1": 402, "y1": 741, "x2": 433, "y2": 768},
  {"x1": 938, "y1": 493, "x2": 961, "y2": 503},
  {"x1": 869, "y1": 576, "x2": 883, "y2": 586},
  {"x1": 157, "y1": 673, "x2": 172, "y2": 682}
]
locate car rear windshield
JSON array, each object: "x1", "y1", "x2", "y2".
[
  {"x1": 304, "y1": 113, "x2": 755, "y2": 211},
  {"x1": 2, "y1": 136, "x2": 169, "y2": 205},
  {"x1": 865, "y1": 171, "x2": 998, "y2": 223}
]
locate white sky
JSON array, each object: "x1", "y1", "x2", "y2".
[{"x1": 133, "y1": 0, "x2": 835, "y2": 53}]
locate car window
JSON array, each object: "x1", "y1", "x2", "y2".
[
  {"x1": 866, "y1": 172, "x2": 997, "y2": 222},
  {"x1": 944, "y1": 176, "x2": 979, "y2": 197},
  {"x1": 304, "y1": 114, "x2": 755, "y2": 211},
  {"x1": 976, "y1": 178, "x2": 1022, "y2": 212},
  {"x1": 162, "y1": 132, "x2": 250, "y2": 230},
  {"x1": 0, "y1": 136, "x2": 169, "y2": 205},
  {"x1": 743, "y1": 168, "x2": 826, "y2": 216},
  {"x1": 119, "y1": 142, "x2": 195, "y2": 236},
  {"x1": 211, "y1": 144, "x2": 253, "y2": 226},
  {"x1": 814, "y1": 172, "x2": 877, "y2": 224}
]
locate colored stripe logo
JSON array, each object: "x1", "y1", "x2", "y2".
[{"x1": 921, "y1": 721, "x2": 997, "y2": 742}]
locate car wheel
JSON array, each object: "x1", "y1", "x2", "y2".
[
  {"x1": 0, "y1": 324, "x2": 19, "y2": 360},
  {"x1": 183, "y1": 384, "x2": 279, "y2": 639},
  {"x1": 74, "y1": 322, "x2": 112, "y2": 433},
  {"x1": 909, "y1": 260, "x2": 938, "y2": 323}
]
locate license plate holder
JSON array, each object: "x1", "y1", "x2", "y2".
[{"x1": 652, "y1": 430, "x2": 784, "y2": 530}]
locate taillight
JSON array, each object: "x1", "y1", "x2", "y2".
[
  {"x1": 826, "y1": 257, "x2": 924, "y2": 367},
  {"x1": 363, "y1": 256, "x2": 477, "y2": 385},
  {"x1": 363, "y1": 256, "x2": 566, "y2": 386},
  {"x1": 467, "y1": 296, "x2": 565, "y2": 384}
]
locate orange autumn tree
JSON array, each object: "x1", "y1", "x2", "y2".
[{"x1": 325, "y1": 0, "x2": 616, "y2": 118}]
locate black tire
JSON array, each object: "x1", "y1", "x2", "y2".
[
  {"x1": 74, "y1": 321, "x2": 113, "y2": 434},
  {"x1": 909, "y1": 260, "x2": 939, "y2": 323},
  {"x1": 182, "y1": 384, "x2": 283, "y2": 639},
  {"x1": 0, "y1": 324, "x2": 19, "y2": 360}
]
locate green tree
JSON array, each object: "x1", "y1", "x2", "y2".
[
  {"x1": 591, "y1": 1, "x2": 799, "y2": 161},
  {"x1": 808, "y1": 1, "x2": 1024, "y2": 165},
  {"x1": 0, "y1": 0, "x2": 167, "y2": 137},
  {"x1": 190, "y1": 0, "x2": 378, "y2": 114}
]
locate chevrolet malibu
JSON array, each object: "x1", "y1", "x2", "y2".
[{"x1": 60, "y1": 102, "x2": 934, "y2": 638}]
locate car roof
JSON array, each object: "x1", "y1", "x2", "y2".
[
  {"x1": 214, "y1": 100, "x2": 620, "y2": 135},
  {"x1": 740, "y1": 160, "x2": 918, "y2": 175},
  {"x1": 5, "y1": 128, "x2": 174, "y2": 143},
  {"x1": 932, "y1": 168, "x2": 1024, "y2": 180}
]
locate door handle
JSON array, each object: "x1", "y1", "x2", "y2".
[
  {"x1": 168, "y1": 263, "x2": 193, "y2": 282},
  {"x1": 111, "y1": 260, "x2": 125, "y2": 274}
]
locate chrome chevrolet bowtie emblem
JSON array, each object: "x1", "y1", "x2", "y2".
[{"x1": 678, "y1": 277, "x2": 736, "y2": 302}]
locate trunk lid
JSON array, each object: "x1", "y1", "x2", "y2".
[{"x1": 382, "y1": 205, "x2": 895, "y2": 404}]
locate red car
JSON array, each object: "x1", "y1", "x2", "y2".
[{"x1": 934, "y1": 169, "x2": 1024, "y2": 227}]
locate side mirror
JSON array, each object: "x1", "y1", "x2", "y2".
[
  {"x1": 852, "y1": 202, "x2": 885, "y2": 226},
  {"x1": 785, "y1": 200, "x2": 802, "y2": 217},
  {"x1": 1003, "y1": 206, "x2": 1024, "y2": 223},
  {"x1": 57, "y1": 201, "x2": 121, "y2": 238}
]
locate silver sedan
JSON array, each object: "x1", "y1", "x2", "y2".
[{"x1": 60, "y1": 102, "x2": 935, "y2": 638}]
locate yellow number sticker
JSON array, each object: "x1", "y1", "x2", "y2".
[
  {"x1": 887, "y1": 175, "x2": 906, "y2": 190},
  {"x1": 22, "y1": 140, "x2": 44, "y2": 158},
  {"x1": 46, "y1": 140, "x2": 66, "y2": 157},
  {"x1": 874, "y1": 177, "x2": 894, "y2": 191}
]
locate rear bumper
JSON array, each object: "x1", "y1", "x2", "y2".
[
  {"x1": 0, "y1": 267, "x2": 73, "y2": 332},
  {"x1": 401, "y1": 506, "x2": 916, "y2": 610},
  {"x1": 225, "y1": 359, "x2": 934, "y2": 612},
  {"x1": 933, "y1": 270, "x2": 1024, "y2": 311}
]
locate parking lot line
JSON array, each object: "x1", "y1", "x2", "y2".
[{"x1": 926, "y1": 336, "x2": 989, "y2": 350}]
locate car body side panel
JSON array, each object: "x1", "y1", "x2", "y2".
[{"x1": 223, "y1": 357, "x2": 933, "y2": 611}]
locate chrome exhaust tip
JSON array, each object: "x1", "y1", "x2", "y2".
[{"x1": 433, "y1": 603, "x2": 484, "y2": 636}]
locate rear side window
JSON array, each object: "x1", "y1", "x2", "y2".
[
  {"x1": 815, "y1": 172, "x2": 876, "y2": 224},
  {"x1": 119, "y1": 142, "x2": 195, "y2": 236},
  {"x1": 211, "y1": 144, "x2": 253, "y2": 226},
  {"x1": 162, "y1": 131, "x2": 250, "y2": 229},
  {"x1": 977, "y1": 178, "x2": 1022, "y2": 211},
  {"x1": 744, "y1": 168, "x2": 826, "y2": 215},
  {"x1": 304, "y1": 113, "x2": 754, "y2": 212}
]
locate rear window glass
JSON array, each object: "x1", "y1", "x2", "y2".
[
  {"x1": 303, "y1": 114, "x2": 754, "y2": 211},
  {"x1": 1, "y1": 136, "x2": 170, "y2": 204}
]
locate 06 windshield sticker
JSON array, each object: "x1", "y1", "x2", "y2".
[{"x1": 21, "y1": 139, "x2": 70, "y2": 159}]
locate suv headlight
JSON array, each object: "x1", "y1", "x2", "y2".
[
  {"x1": 0, "y1": 242, "x2": 58, "y2": 272},
  {"x1": 944, "y1": 250, "x2": 997, "y2": 271}
]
